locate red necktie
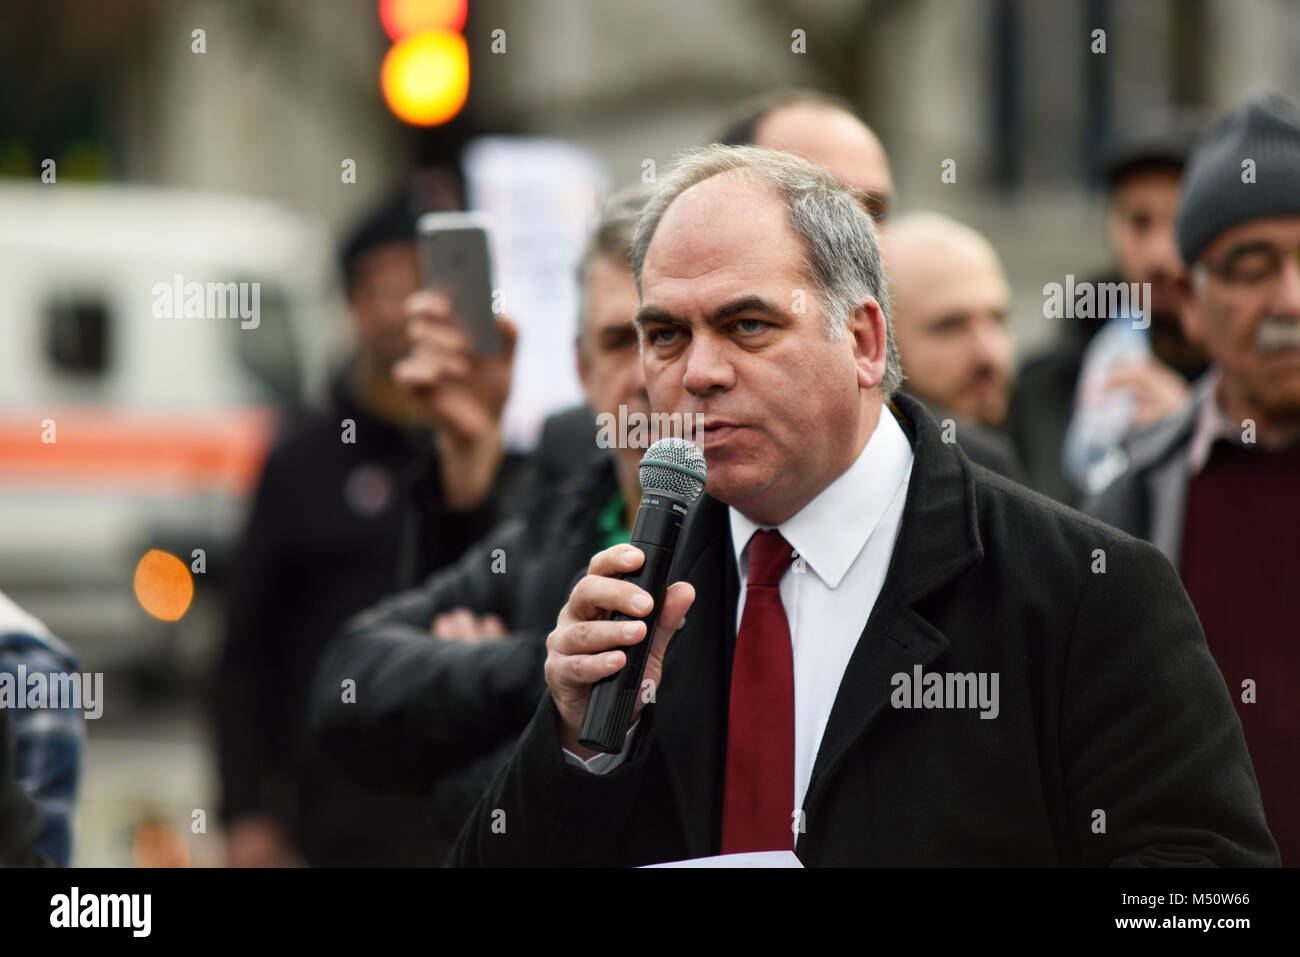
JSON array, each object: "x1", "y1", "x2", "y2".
[{"x1": 721, "y1": 529, "x2": 796, "y2": 853}]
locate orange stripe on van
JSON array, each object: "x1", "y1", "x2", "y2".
[{"x1": 0, "y1": 406, "x2": 277, "y2": 496}]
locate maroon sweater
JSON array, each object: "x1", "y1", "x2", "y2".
[{"x1": 1180, "y1": 439, "x2": 1300, "y2": 865}]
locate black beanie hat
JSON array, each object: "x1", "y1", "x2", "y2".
[
  {"x1": 1176, "y1": 92, "x2": 1300, "y2": 265},
  {"x1": 1100, "y1": 109, "x2": 1205, "y2": 189}
]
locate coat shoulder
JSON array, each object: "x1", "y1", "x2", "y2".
[{"x1": 967, "y1": 460, "x2": 1156, "y2": 562}]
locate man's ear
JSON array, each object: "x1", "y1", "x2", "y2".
[
  {"x1": 1176, "y1": 271, "x2": 1207, "y2": 348},
  {"x1": 849, "y1": 299, "x2": 888, "y2": 390}
]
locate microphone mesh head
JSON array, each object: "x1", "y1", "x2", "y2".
[{"x1": 639, "y1": 437, "x2": 707, "y2": 503}]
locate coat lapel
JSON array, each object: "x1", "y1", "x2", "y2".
[
  {"x1": 654, "y1": 492, "x2": 735, "y2": 857},
  {"x1": 652, "y1": 394, "x2": 985, "y2": 856},
  {"x1": 799, "y1": 394, "x2": 984, "y2": 833}
]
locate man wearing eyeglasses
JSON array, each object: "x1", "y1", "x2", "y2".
[{"x1": 1088, "y1": 91, "x2": 1300, "y2": 865}]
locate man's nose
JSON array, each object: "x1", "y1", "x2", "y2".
[
  {"x1": 629, "y1": 355, "x2": 647, "y2": 391},
  {"x1": 681, "y1": 334, "x2": 736, "y2": 396},
  {"x1": 972, "y1": 318, "x2": 1011, "y2": 372},
  {"x1": 1150, "y1": 227, "x2": 1183, "y2": 276},
  {"x1": 1273, "y1": 252, "x2": 1300, "y2": 318}
]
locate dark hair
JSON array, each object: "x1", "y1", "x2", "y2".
[
  {"x1": 575, "y1": 185, "x2": 652, "y2": 346},
  {"x1": 339, "y1": 193, "x2": 420, "y2": 297},
  {"x1": 1099, "y1": 112, "x2": 1206, "y2": 191}
]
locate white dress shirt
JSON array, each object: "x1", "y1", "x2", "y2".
[{"x1": 564, "y1": 405, "x2": 915, "y2": 819}]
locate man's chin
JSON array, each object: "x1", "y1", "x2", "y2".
[
  {"x1": 701, "y1": 466, "x2": 746, "y2": 506},
  {"x1": 975, "y1": 402, "x2": 1009, "y2": 429},
  {"x1": 951, "y1": 389, "x2": 1009, "y2": 429},
  {"x1": 702, "y1": 457, "x2": 774, "y2": 505},
  {"x1": 1253, "y1": 373, "x2": 1300, "y2": 413}
]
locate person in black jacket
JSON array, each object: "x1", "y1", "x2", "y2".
[
  {"x1": 1006, "y1": 118, "x2": 1208, "y2": 505},
  {"x1": 310, "y1": 187, "x2": 653, "y2": 861},
  {"x1": 312, "y1": 95, "x2": 914, "y2": 858},
  {"x1": 450, "y1": 144, "x2": 1276, "y2": 867},
  {"x1": 213, "y1": 193, "x2": 528, "y2": 867}
]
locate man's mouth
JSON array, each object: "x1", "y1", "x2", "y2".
[
  {"x1": 1257, "y1": 318, "x2": 1300, "y2": 356},
  {"x1": 961, "y1": 371, "x2": 1005, "y2": 400},
  {"x1": 698, "y1": 419, "x2": 742, "y2": 447}
]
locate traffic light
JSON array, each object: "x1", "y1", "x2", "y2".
[{"x1": 378, "y1": 0, "x2": 470, "y2": 126}]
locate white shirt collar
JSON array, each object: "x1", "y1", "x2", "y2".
[
  {"x1": 729, "y1": 406, "x2": 914, "y2": 589},
  {"x1": 1185, "y1": 370, "x2": 1237, "y2": 476}
]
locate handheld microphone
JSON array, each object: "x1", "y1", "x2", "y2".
[{"x1": 578, "y1": 437, "x2": 707, "y2": 753}]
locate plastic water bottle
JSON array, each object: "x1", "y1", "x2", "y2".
[{"x1": 1061, "y1": 316, "x2": 1151, "y2": 495}]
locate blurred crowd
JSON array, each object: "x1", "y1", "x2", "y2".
[{"x1": 3, "y1": 86, "x2": 1297, "y2": 867}]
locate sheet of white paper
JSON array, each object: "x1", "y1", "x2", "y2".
[
  {"x1": 462, "y1": 136, "x2": 608, "y2": 451},
  {"x1": 639, "y1": 851, "x2": 803, "y2": 868}
]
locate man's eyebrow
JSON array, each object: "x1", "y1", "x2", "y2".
[
  {"x1": 636, "y1": 296, "x2": 786, "y2": 328},
  {"x1": 711, "y1": 295, "x2": 785, "y2": 321},
  {"x1": 634, "y1": 306, "x2": 684, "y2": 329},
  {"x1": 597, "y1": 321, "x2": 638, "y2": 339},
  {"x1": 1223, "y1": 239, "x2": 1277, "y2": 258}
]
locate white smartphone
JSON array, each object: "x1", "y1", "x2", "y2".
[{"x1": 416, "y1": 211, "x2": 502, "y2": 355}]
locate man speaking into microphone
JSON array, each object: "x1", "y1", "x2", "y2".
[{"x1": 451, "y1": 145, "x2": 1277, "y2": 867}]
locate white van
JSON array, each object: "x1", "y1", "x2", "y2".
[{"x1": 0, "y1": 180, "x2": 347, "y2": 678}]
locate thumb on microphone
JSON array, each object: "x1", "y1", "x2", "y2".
[{"x1": 633, "y1": 581, "x2": 695, "y2": 718}]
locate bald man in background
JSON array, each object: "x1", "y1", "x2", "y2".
[
  {"x1": 719, "y1": 88, "x2": 894, "y2": 246},
  {"x1": 888, "y1": 212, "x2": 1024, "y2": 480}
]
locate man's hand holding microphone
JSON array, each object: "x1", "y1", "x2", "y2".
[
  {"x1": 546, "y1": 545, "x2": 696, "y2": 761},
  {"x1": 546, "y1": 437, "x2": 707, "y2": 761}
]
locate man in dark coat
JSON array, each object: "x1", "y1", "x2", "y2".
[
  {"x1": 310, "y1": 189, "x2": 651, "y2": 856},
  {"x1": 1087, "y1": 92, "x2": 1300, "y2": 864},
  {"x1": 450, "y1": 145, "x2": 1277, "y2": 867},
  {"x1": 214, "y1": 194, "x2": 528, "y2": 866},
  {"x1": 310, "y1": 94, "x2": 906, "y2": 840}
]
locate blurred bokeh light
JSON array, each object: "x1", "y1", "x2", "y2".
[
  {"x1": 379, "y1": 0, "x2": 467, "y2": 40},
  {"x1": 132, "y1": 550, "x2": 194, "y2": 623},
  {"x1": 381, "y1": 30, "x2": 470, "y2": 126}
]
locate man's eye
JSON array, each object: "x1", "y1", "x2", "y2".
[
  {"x1": 603, "y1": 334, "x2": 638, "y2": 352},
  {"x1": 1224, "y1": 251, "x2": 1277, "y2": 283},
  {"x1": 648, "y1": 327, "x2": 680, "y2": 346},
  {"x1": 734, "y1": 318, "x2": 766, "y2": 334}
]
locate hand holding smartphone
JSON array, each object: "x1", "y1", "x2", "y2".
[
  {"x1": 416, "y1": 211, "x2": 502, "y2": 355},
  {"x1": 396, "y1": 211, "x2": 517, "y2": 509}
]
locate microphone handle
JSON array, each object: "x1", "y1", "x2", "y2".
[{"x1": 578, "y1": 489, "x2": 689, "y2": 753}]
